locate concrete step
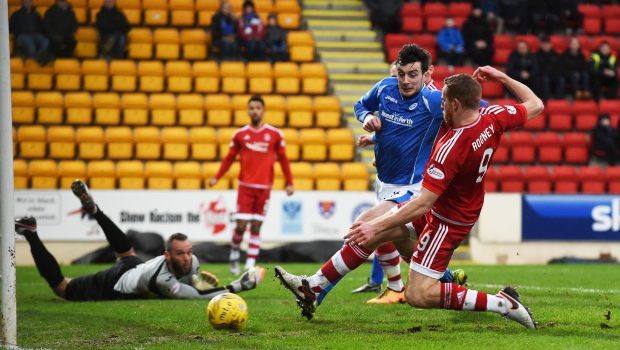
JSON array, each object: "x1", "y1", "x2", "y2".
[
  {"x1": 307, "y1": 19, "x2": 371, "y2": 30},
  {"x1": 326, "y1": 62, "x2": 389, "y2": 74},
  {"x1": 321, "y1": 51, "x2": 384, "y2": 62},
  {"x1": 303, "y1": 9, "x2": 367, "y2": 18},
  {"x1": 312, "y1": 30, "x2": 376, "y2": 42},
  {"x1": 316, "y1": 41, "x2": 382, "y2": 51}
]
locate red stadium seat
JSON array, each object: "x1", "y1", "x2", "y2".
[
  {"x1": 598, "y1": 99, "x2": 620, "y2": 115},
  {"x1": 605, "y1": 19, "x2": 620, "y2": 34},
  {"x1": 572, "y1": 100, "x2": 598, "y2": 115},
  {"x1": 523, "y1": 112, "x2": 546, "y2": 130},
  {"x1": 402, "y1": 16, "x2": 423, "y2": 33},
  {"x1": 387, "y1": 48, "x2": 399, "y2": 62},
  {"x1": 492, "y1": 48, "x2": 511, "y2": 65},
  {"x1": 574, "y1": 113, "x2": 598, "y2": 131},
  {"x1": 536, "y1": 132, "x2": 562, "y2": 163},
  {"x1": 452, "y1": 66, "x2": 475, "y2": 75},
  {"x1": 602, "y1": 5, "x2": 620, "y2": 18},
  {"x1": 493, "y1": 34, "x2": 515, "y2": 50},
  {"x1": 562, "y1": 132, "x2": 590, "y2": 164},
  {"x1": 498, "y1": 165, "x2": 524, "y2": 192},
  {"x1": 481, "y1": 81, "x2": 504, "y2": 98},
  {"x1": 448, "y1": 2, "x2": 472, "y2": 18},
  {"x1": 579, "y1": 166, "x2": 606, "y2": 194},
  {"x1": 552, "y1": 165, "x2": 579, "y2": 193},
  {"x1": 578, "y1": 4, "x2": 602, "y2": 19},
  {"x1": 515, "y1": 35, "x2": 540, "y2": 52},
  {"x1": 494, "y1": 144, "x2": 510, "y2": 163},
  {"x1": 524, "y1": 165, "x2": 552, "y2": 193},
  {"x1": 425, "y1": 17, "x2": 445, "y2": 33},
  {"x1": 400, "y1": 2, "x2": 421, "y2": 17},
  {"x1": 548, "y1": 113, "x2": 573, "y2": 131},
  {"x1": 545, "y1": 99, "x2": 571, "y2": 115},
  {"x1": 508, "y1": 132, "x2": 535, "y2": 163},
  {"x1": 385, "y1": 34, "x2": 409, "y2": 50},
  {"x1": 606, "y1": 166, "x2": 620, "y2": 193},
  {"x1": 549, "y1": 35, "x2": 568, "y2": 53},
  {"x1": 423, "y1": 2, "x2": 447, "y2": 17},
  {"x1": 583, "y1": 18, "x2": 602, "y2": 34},
  {"x1": 484, "y1": 166, "x2": 498, "y2": 192},
  {"x1": 431, "y1": 65, "x2": 450, "y2": 82}
]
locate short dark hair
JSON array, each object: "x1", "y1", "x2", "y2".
[
  {"x1": 248, "y1": 95, "x2": 264, "y2": 106},
  {"x1": 166, "y1": 233, "x2": 188, "y2": 252},
  {"x1": 443, "y1": 74, "x2": 481, "y2": 110},
  {"x1": 243, "y1": 0, "x2": 255, "y2": 9},
  {"x1": 396, "y1": 44, "x2": 431, "y2": 74}
]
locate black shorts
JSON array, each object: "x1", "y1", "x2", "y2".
[{"x1": 65, "y1": 256, "x2": 143, "y2": 301}]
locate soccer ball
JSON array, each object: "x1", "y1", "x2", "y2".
[{"x1": 207, "y1": 293, "x2": 248, "y2": 330}]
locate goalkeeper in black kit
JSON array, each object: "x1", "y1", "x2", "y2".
[{"x1": 15, "y1": 180, "x2": 265, "y2": 301}]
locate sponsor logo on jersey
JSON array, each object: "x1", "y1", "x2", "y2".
[
  {"x1": 471, "y1": 124, "x2": 495, "y2": 151},
  {"x1": 318, "y1": 201, "x2": 336, "y2": 219},
  {"x1": 351, "y1": 202, "x2": 374, "y2": 222},
  {"x1": 264, "y1": 133, "x2": 271, "y2": 141},
  {"x1": 380, "y1": 110, "x2": 413, "y2": 127},
  {"x1": 409, "y1": 103, "x2": 418, "y2": 111},
  {"x1": 200, "y1": 197, "x2": 228, "y2": 235},
  {"x1": 245, "y1": 142, "x2": 269, "y2": 153},
  {"x1": 427, "y1": 164, "x2": 445, "y2": 180},
  {"x1": 506, "y1": 105, "x2": 517, "y2": 115},
  {"x1": 384, "y1": 95, "x2": 398, "y2": 104},
  {"x1": 244, "y1": 134, "x2": 250, "y2": 140}
]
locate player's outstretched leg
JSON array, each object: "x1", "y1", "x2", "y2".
[
  {"x1": 352, "y1": 255, "x2": 382, "y2": 293},
  {"x1": 15, "y1": 217, "x2": 69, "y2": 297},
  {"x1": 72, "y1": 180, "x2": 133, "y2": 255},
  {"x1": 229, "y1": 266, "x2": 265, "y2": 293}
]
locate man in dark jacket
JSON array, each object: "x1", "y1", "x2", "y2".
[
  {"x1": 95, "y1": 0, "x2": 130, "y2": 60},
  {"x1": 507, "y1": 40, "x2": 538, "y2": 92},
  {"x1": 535, "y1": 36, "x2": 563, "y2": 100},
  {"x1": 9, "y1": 0, "x2": 50, "y2": 62},
  {"x1": 561, "y1": 37, "x2": 590, "y2": 99},
  {"x1": 265, "y1": 13, "x2": 287, "y2": 62},
  {"x1": 462, "y1": 7, "x2": 494, "y2": 67},
  {"x1": 44, "y1": 0, "x2": 78, "y2": 57},
  {"x1": 211, "y1": 1, "x2": 239, "y2": 60},
  {"x1": 592, "y1": 114, "x2": 619, "y2": 165},
  {"x1": 589, "y1": 41, "x2": 618, "y2": 101}
]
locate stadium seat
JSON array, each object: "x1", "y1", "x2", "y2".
[
  {"x1": 314, "y1": 96, "x2": 341, "y2": 128},
  {"x1": 174, "y1": 161, "x2": 202, "y2": 189},
  {"x1": 189, "y1": 127, "x2": 216, "y2": 160},
  {"x1": 598, "y1": 99, "x2": 620, "y2": 116},
  {"x1": 515, "y1": 35, "x2": 539, "y2": 52},
  {"x1": 36, "y1": 91, "x2": 64, "y2": 124},
  {"x1": 106, "y1": 126, "x2": 134, "y2": 160},
  {"x1": 178, "y1": 94, "x2": 205, "y2": 126},
  {"x1": 497, "y1": 165, "x2": 524, "y2": 192},
  {"x1": 14, "y1": 159, "x2": 28, "y2": 189},
  {"x1": 602, "y1": 4, "x2": 620, "y2": 18},
  {"x1": 524, "y1": 165, "x2": 552, "y2": 193},
  {"x1": 216, "y1": 127, "x2": 237, "y2": 158},
  {"x1": 247, "y1": 62, "x2": 273, "y2": 95},
  {"x1": 165, "y1": 61, "x2": 192, "y2": 93},
  {"x1": 606, "y1": 166, "x2": 620, "y2": 193},
  {"x1": 121, "y1": 93, "x2": 149, "y2": 126},
  {"x1": 202, "y1": 162, "x2": 229, "y2": 189},
  {"x1": 162, "y1": 127, "x2": 189, "y2": 160},
  {"x1": 411, "y1": 34, "x2": 437, "y2": 56},
  {"x1": 314, "y1": 163, "x2": 341, "y2": 191},
  {"x1": 572, "y1": 101, "x2": 598, "y2": 116},
  {"x1": 26, "y1": 60, "x2": 53, "y2": 90},
  {"x1": 583, "y1": 18, "x2": 602, "y2": 34},
  {"x1": 327, "y1": 128, "x2": 354, "y2": 161},
  {"x1": 535, "y1": 132, "x2": 562, "y2": 163},
  {"x1": 138, "y1": 61, "x2": 165, "y2": 93},
  {"x1": 275, "y1": 62, "x2": 300, "y2": 95},
  {"x1": 448, "y1": 2, "x2": 472, "y2": 17},
  {"x1": 278, "y1": 13, "x2": 301, "y2": 30},
  {"x1": 425, "y1": 16, "x2": 445, "y2": 33},
  {"x1": 170, "y1": 0, "x2": 195, "y2": 26},
  {"x1": 233, "y1": 109, "x2": 250, "y2": 127},
  {"x1": 341, "y1": 162, "x2": 369, "y2": 191},
  {"x1": 523, "y1": 111, "x2": 546, "y2": 130},
  {"x1": 549, "y1": 35, "x2": 569, "y2": 53},
  {"x1": 18, "y1": 125, "x2": 47, "y2": 159},
  {"x1": 128, "y1": 28, "x2": 153, "y2": 60},
  {"x1": 287, "y1": 96, "x2": 313, "y2": 128},
  {"x1": 493, "y1": 144, "x2": 509, "y2": 163},
  {"x1": 221, "y1": 62, "x2": 247, "y2": 94},
  {"x1": 54, "y1": 59, "x2": 81, "y2": 91},
  {"x1": 65, "y1": 92, "x2": 93, "y2": 124},
  {"x1": 300, "y1": 128, "x2": 326, "y2": 161},
  {"x1": 193, "y1": 61, "x2": 219, "y2": 93},
  {"x1": 75, "y1": 27, "x2": 98, "y2": 58},
  {"x1": 481, "y1": 81, "x2": 504, "y2": 98},
  {"x1": 578, "y1": 4, "x2": 602, "y2": 18},
  {"x1": 400, "y1": 2, "x2": 421, "y2": 16},
  {"x1": 484, "y1": 166, "x2": 498, "y2": 192},
  {"x1": 10, "y1": 57, "x2": 25, "y2": 90},
  {"x1": 290, "y1": 162, "x2": 313, "y2": 190},
  {"x1": 12, "y1": 91, "x2": 35, "y2": 124},
  {"x1": 58, "y1": 160, "x2": 86, "y2": 188},
  {"x1": 82, "y1": 60, "x2": 109, "y2": 91},
  {"x1": 548, "y1": 113, "x2": 572, "y2": 131},
  {"x1": 196, "y1": 0, "x2": 217, "y2": 26},
  {"x1": 385, "y1": 34, "x2": 409, "y2": 49},
  {"x1": 117, "y1": 0, "x2": 141, "y2": 24},
  {"x1": 143, "y1": 0, "x2": 169, "y2": 26},
  {"x1": 134, "y1": 127, "x2": 161, "y2": 160},
  {"x1": 579, "y1": 166, "x2": 605, "y2": 194},
  {"x1": 145, "y1": 161, "x2": 173, "y2": 189},
  {"x1": 562, "y1": 133, "x2": 589, "y2": 164},
  {"x1": 93, "y1": 93, "x2": 121, "y2": 125},
  {"x1": 545, "y1": 99, "x2": 571, "y2": 115},
  {"x1": 87, "y1": 160, "x2": 116, "y2": 189},
  {"x1": 206, "y1": 95, "x2": 232, "y2": 126},
  {"x1": 181, "y1": 29, "x2": 208, "y2": 60},
  {"x1": 290, "y1": 46, "x2": 314, "y2": 62},
  {"x1": 493, "y1": 48, "x2": 512, "y2": 65},
  {"x1": 110, "y1": 60, "x2": 137, "y2": 92},
  {"x1": 507, "y1": 132, "x2": 535, "y2": 163},
  {"x1": 605, "y1": 18, "x2": 620, "y2": 34},
  {"x1": 154, "y1": 28, "x2": 180, "y2": 60},
  {"x1": 29, "y1": 160, "x2": 58, "y2": 189},
  {"x1": 150, "y1": 94, "x2": 177, "y2": 126},
  {"x1": 282, "y1": 128, "x2": 300, "y2": 161},
  {"x1": 552, "y1": 166, "x2": 578, "y2": 193},
  {"x1": 263, "y1": 95, "x2": 286, "y2": 127},
  {"x1": 301, "y1": 63, "x2": 327, "y2": 95},
  {"x1": 575, "y1": 113, "x2": 598, "y2": 131},
  {"x1": 48, "y1": 126, "x2": 75, "y2": 159},
  {"x1": 118, "y1": 160, "x2": 145, "y2": 189},
  {"x1": 76, "y1": 126, "x2": 104, "y2": 159}
]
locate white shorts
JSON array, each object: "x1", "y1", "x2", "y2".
[{"x1": 374, "y1": 177, "x2": 421, "y2": 202}]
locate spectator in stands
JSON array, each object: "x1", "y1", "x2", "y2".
[
  {"x1": 477, "y1": 0, "x2": 503, "y2": 33},
  {"x1": 211, "y1": 1, "x2": 239, "y2": 61},
  {"x1": 365, "y1": 0, "x2": 402, "y2": 34},
  {"x1": 238, "y1": 0, "x2": 266, "y2": 61},
  {"x1": 536, "y1": 36, "x2": 563, "y2": 101},
  {"x1": 462, "y1": 7, "x2": 494, "y2": 67},
  {"x1": 9, "y1": 0, "x2": 50, "y2": 64},
  {"x1": 507, "y1": 40, "x2": 538, "y2": 92},
  {"x1": 558, "y1": 0, "x2": 582, "y2": 35},
  {"x1": 43, "y1": 0, "x2": 78, "y2": 58},
  {"x1": 95, "y1": 0, "x2": 130, "y2": 60},
  {"x1": 561, "y1": 37, "x2": 590, "y2": 100},
  {"x1": 497, "y1": 0, "x2": 529, "y2": 34},
  {"x1": 589, "y1": 41, "x2": 618, "y2": 101},
  {"x1": 437, "y1": 17, "x2": 465, "y2": 68},
  {"x1": 265, "y1": 13, "x2": 287, "y2": 62},
  {"x1": 591, "y1": 114, "x2": 619, "y2": 165},
  {"x1": 529, "y1": 1, "x2": 560, "y2": 35}
]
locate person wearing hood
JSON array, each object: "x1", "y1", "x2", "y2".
[{"x1": 462, "y1": 7, "x2": 494, "y2": 67}]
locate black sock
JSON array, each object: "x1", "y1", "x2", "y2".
[
  {"x1": 94, "y1": 208, "x2": 132, "y2": 254},
  {"x1": 24, "y1": 233, "x2": 65, "y2": 288}
]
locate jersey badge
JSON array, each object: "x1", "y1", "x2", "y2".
[
  {"x1": 264, "y1": 133, "x2": 271, "y2": 141},
  {"x1": 244, "y1": 134, "x2": 251, "y2": 140},
  {"x1": 506, "y1": 106, "x2": 516, "y2": 115},
  {"x1": 427, "y1": 164, "x2": 445, "y2": 180},
  {"x1": 409, "y1": 103, "x2": 418, "y2": 111}
]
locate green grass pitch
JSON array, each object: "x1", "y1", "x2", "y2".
[{"x1": 16, "y1": 263, "x2": 620, "y2": 349}]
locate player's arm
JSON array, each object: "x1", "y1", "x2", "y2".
[
  {"x1": 209, "y1": 136, "x2": 240, "y2": 186},
  {"x1": 354, "y1": 80, "x2": 383, "y2": 131},
  {"x1": 473, "y1": 66, "x2": 544, "y2": 120},
  {"x1": 275, "y1": 136, "x2": 294, "y2": 196},
  {"x1": 357, "y1": 133, "x2": 375, "y2": 147}
]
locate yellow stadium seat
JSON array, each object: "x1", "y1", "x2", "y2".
[
  {"x1": 276, "y1": 0, "x2": 301, "y2": 13},
  {"x1": 75, "y1": 27, "x2": 98, "y2": 58},
  {"x1": 193, "y1": 61, "x2": 219, "y2": 93},
  {"x1": 48, "y1": 126, "x2": 75, "y2": 159},
  {"x1": 300, "y1": 128, "x2": 326, "y2": 161},
  {"x1": 18, "y1": 125, "x2": 46, "y2": 159},
  {"x1": 287, "y1": 31, "x2": 314, "y2": 47},
  {"x1": 65, "y1": 92, "x2": 93, "y2": 124},
  {"x1": 202, "y1": 162, "x2": 230, "y2": 189},
  {"x1": 174, "y1": 161, "x2": 202, "y2": 189},
  {"x1": 195, "y1": 0, "x2": 216, "y2": 26},
  {"x1": 88, "y1": 0, "x2": 103, "y2": 22},
  {"x1": 300, "y1": 63, "x2": 326, "y2": 79},
  {"x1": 68, "y1": 0, "x2": 88, "y2": 23},
  {"x1": 247, "y1": 62, "x2": 273, "y2": 94},
  {"x1": 25, "y1": 60, "x2": 53, "y2": 90},
  {"x1": 327, "y1": 128, "x2": 354, "y2": 161},
  {"x1": 117, "y1": 160, "x2": 145, "y2": 189},
  {"x1": 82, "y1": 59, "x2": 109, "y2": 91},
  {"x1": 217, "y1": 127, "x2": 237, "y2": 158},
  {"x1": 36, "y1": 92, "x2": 64, "y2": 124},
  {"x1": 138, "y1": 61, "x2": 164, "y2": 92},
  {"x1": 254, "y1": 0, "x2": 274, "y2": 12},
  {"x1": 341, "y1": 162, "x2": 369, "y2": 191},
  {"x1": 206, "y1": 94, "x2": 232, "y2": 126},
  {"x1": 110, "y1": 60, "x2": 137, "y2": 92},
  {"x1": 291, "y1": 46, "x2": 314, "y2": 62},
  {"x1": 166, "y1": 61, "x2": 192, "y2": 93},
  {"x1": 127, "y1": 28, "x2": 153, "y2": 59},
  {"x1": 10, "y1": 58, "x2": 25, "y2": 90},
  {"x1": 315, "y1": 96, "x2": 341, "y2": 128},
  {"x1": 77, "y1": 126, "x2": 105, "y2": 159},
  {"x1": 221, "y1": 62, "x2": 247, "y2": 94},
  {"x1": 262, "y1": 95, "x2": 286, "y2": 126},
  {"x1": 232, "y1": 94, "x2": 252, "y2": 110},
  {"x1": 121, "y1": 93, "x2": 149, "y2": 126},
  {"x1": 233, "y1": 110, "x2": 250, "y2": 126},
  {"x1": 88, "y1": 160, "x2": 116, "y2": 189},
  {"x1": 178, "y1": 94, "x2": 205, "y2": 126},
  {"x1": 54, "y1": 59, "x2": 81, "y2": 91},
  {"x1": 93, "y1": 92, "x2": 121, "y2": 125},
  {"x1": 281, "y1": 128, "x2": 299, "y2": 160},
  {"x1": 290, "y1": 162, "x2": 313, "y2": 190},
  {"x1": 181, "y1": 29, "x2": 208, "y2": 60},
  {"x1": 301, "y1": 63, "x2": 328, "y2": 94},
  {"x1": 117, "y1": 0, "x2": 142, "y2": 25},
  {"x1": 143, "y1": 0, "x2": 169, "y2": 26},
  {"x1": 190, "y1": 127, "x2": 216, "y2": 160},
  {"x1": 223, "y1": 161, "x2": 240, "y2": 180},
  {"x1": 162, "y1": 127, "x2": 189, "y2": 160},
  {"x1": 145, "y1": 161, "x2": 173, "y2": 189},
  {"x1": 14, "y1": 159, "x2": 28, "y2": 189},
  {"x1": 277, "y1": 12, "x2": 300, "y2": 29},
  {"x1": 106, "y1": 126, "x2": 134, "y2": 160},
  {"x1": 30, "y1": 160, "x2": 58, "y2": 189},
  {"x1": 134, "y1": 127, "x2": 161, "y2": 160},
  {"x1": 170, "y1": 0, "x2": 195, "y2": 26},
  {"x1": 58, "y1": 160, "x2": 86, "y2": 188},
  {"x1": 314, "y1": 162, "x2": 341, "y2": 190},
  {"x1": 150, "y1": 93, "x2": 177, "y2": 125},
  {"x1": 154, "y1": 28, "x2": 180, "y2": 60},
  {"x1": 287, "y1": 96, "x2": 313, "y2": 128},
  {"x1": 274, "y1": 62, "x2": 299, "y2": 94},
  {"x1": 12, "y1": 91, "x2": 35, "y2": 124}
]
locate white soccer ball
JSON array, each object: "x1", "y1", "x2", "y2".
[{"x1": 206, "y1": 292, "x2": 248, "y2": 330}]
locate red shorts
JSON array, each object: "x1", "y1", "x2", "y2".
[
  {"x1": 407, "y1": 213, "x2": 472, "y2": 279},
  {"x1": 236, "y1": 185, "x2": 271, "y2": 221}
]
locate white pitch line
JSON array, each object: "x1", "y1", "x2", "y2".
[{"x1": 473, "y1": 283, "x2": 620, "y2": 295}]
